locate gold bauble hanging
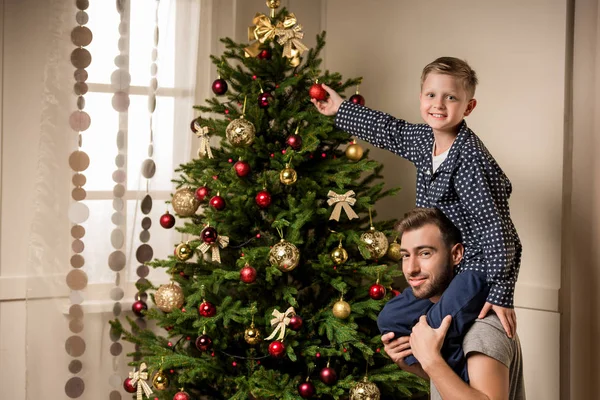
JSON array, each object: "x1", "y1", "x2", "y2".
[
  {"x1": 154, "y1": 282, "x2": 184, "y2": 313},
  {"x1": 332, "y1": 299, "x2": 351, "y2": 319},
  {"x1": 152, "y1": 370, "x2": 169, "y2": 391},
  {"x1": 244, "y1": 325, "x2": 262, "y2": 345},
  {"x1": 360, "y1": 227, "x2": 389, "y2": 259},
  {"x1": 172, "y1": 187, "x2": 200, "y2": 217},
  {"x1": 269, "y1": 239, "x2": 300, "y2": 272},
  {"x1": 387, "y1": 242, "x2": 402, "y2": 262},
  {"x1": 175, "y1": 241, "x2": 193, "y2": 261},
  {"x1": 330, "y1": 244, "x2": 348, "y2": 265},
  {"x1": 266, "y1": 0, "x2": 280, "y2": 9},
  {"x1": 346, "y1": 141, "x2": 364, "y2": 161},
  {"x1": 349, "y1": 377, "x2": 381, "y2": 400},
  {"x1": 226, "y1": 117, "x2": 255, "y2": 147},
  {"x1": 279, "y1": 164, "x2": 297, "y2": 185}
]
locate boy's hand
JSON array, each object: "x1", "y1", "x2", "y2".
[
  {"x1": 310, "y1": 84, "x2": 343, "y2": 116},
  {"x1": 381, "y1": 332, "x2": 413, "y2": 368},
  {"x1": 410, "y1": 315, "x2": 452, "y2": 368},
  {"x1": 478, "y1": 302, "x2": 516, "y2": 338}
]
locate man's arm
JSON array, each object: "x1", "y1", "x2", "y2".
[
  {"x1": 381, "y1": 332, "x2": 429, "y2": 380},
  {"x1": 411, "y1": 316, "x2": 510, "y2": 400}
]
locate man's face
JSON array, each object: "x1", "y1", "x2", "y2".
[{"x1": 400, "y1": 223, "x2": 463, "y2": 302}]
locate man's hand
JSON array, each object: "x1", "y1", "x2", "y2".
[
  {"x1": 410, "y1": 315, "x2": 452, "y2": 369},
  {"x1": 381, "y1": 332, "x2": 429, "y2": 380},
  {"x1": 310, "y1": 84, "x2": 343, "y2": 116},
  {"x1": 478, "y1": 302, "x2": 516, "y2": 338}
]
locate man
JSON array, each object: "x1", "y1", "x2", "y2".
[{"x1": 381, "y1": 208, "x2": 525, "y2": 399}]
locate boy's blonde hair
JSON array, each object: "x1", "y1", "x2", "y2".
[{"x1": 421, "y1": 57, "x2": 478, "y2": 98}]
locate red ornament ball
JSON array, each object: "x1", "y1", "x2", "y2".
[
  {"x1": 131, "y1": 300, "x2": 147, "y2": 317},
  {"x1": 258, "y1": 48, "x2": 272, "y2": 60},
  {"x1": 286, "y1": 134, "x2": 303, "y2": 151},
  {"x1": 369, "y1": 283, "x2": 386, "y2": 300},
  {"x1": 234, "y1": 160, "x2": 251, "y2": 177},
  {"x1": 288, "y1": 315, "x2": 303, "y2": 331},
  {"x1": 123, "y1": 377, "x2": 137, "y2": 393},
  {"x1": 255, "y1": 190, "x2": 272, "y2": 208},
  {"x1": 240, "y1": 265, "x2": 257, "y2": 283},
  {"x1": 298, "y1": 381, "x2": 316, "y2": 398},
  {"x1": 201, "y1": 226, "x2": 218, "y2": 244},
  {"x1": 211, "y1": 78, "x2": 228, "y2": 95},
  {"x1": 268, "y1": 340, "x2": 286, "y2": 358},
  {"x1": 173, "y1": 391, "x2": 190, "y2": 400},
  {"x1": 258, "y1": 92, "x2": 273, "y2": 108},
  {"x1": 195, "y1": 186, "x2": 210, "y2": 201},
  {"x1": 392, "y1": 288, "x2": 401, "y2": 297},
  {"x1": 209, "y1": 195, "x2": 226, "y2": 211},
  {"x1": 349, "y1": 93, "x2": 366, "y2": 106},
  {"x1": 309, "y1": 83, "x2": 327, "y2": 101},
  {"x1": 159, "y1": 212, "x2": 175, "y2": 229},
  {"x1": 199, "y1": 300, "x2": 217, "y2": 317},
  {"x1": 195, "y1": 334, "x2": 213, "y2": 351},
  {"x1": 320, "y1": 367, "x2": 338, "y2": 385}
]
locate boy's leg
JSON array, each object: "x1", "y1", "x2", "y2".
[
  {"x1": 426, "y1": 270, "x2": 490, "y2": 382},
  {"x1": 377, "y1": 287, "x2": 433, "y2": 338}
]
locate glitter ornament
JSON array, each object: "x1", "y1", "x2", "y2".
[
  {"x1": 360, "y1": 226, "x2": 389, "y2": 259},
  {"x1": 349, "y1": 377, "x2": 381, "y2": 400},
  {"x1": 154, "y1": 282, "x2": 184, "y2": 312},
  {"x1": 309, "y1": 83, "x2": 327, "y2": 100},
  {"x1": 171, "y1": 187, "x2": 200, "y2": 217},
  {"x1": 240, "y1": 264, "x2": 257, "y2": 283},
  {"x1": 269, "y1": 239, "x2": 300, "y2": 272},
  {"x1": 226, "y1": 117, "x2": 255, "y2": 147}
]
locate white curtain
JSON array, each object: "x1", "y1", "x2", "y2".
[{"x1": 24, "y1": 0, "x2": 202, "y2": 398}]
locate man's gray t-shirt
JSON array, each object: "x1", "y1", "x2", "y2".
[{"x1": 430, "y1": 315, "x2": 526, "y2": 399}]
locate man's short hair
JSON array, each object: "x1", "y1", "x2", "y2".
[
  {"x1": 421, "y1": 57, "x2": 478, "y2": 98},
  {"x1": 394, "y1": 208, "x2": 462, "y2": 248}
]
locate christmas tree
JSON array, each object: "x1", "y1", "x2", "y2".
[{"x1": 112, "y1": 3, "x2": 427, "y2": 399}]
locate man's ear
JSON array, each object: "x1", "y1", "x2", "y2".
[{"x1": 450, "y1": 243, "x2": 464, "y2": 266}]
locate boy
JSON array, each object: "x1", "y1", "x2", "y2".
[{"x1": 312, "y1": 57, "x2": 522, "y2": 381}]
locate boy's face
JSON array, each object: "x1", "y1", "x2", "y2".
[{"x1": 419, "y1": 72, "x2": 477, "y2": 136}]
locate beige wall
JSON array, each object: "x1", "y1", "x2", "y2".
[{"x1": 2, "y1": 0, "x2": 598, "y2": 398}]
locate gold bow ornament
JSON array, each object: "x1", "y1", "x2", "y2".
[
  {"x1": 199, "y1": 235, "x2": 229, "y2": 264},
  {"x1": 327, "y1": 190, "x2": 359, "y2": 221},
  {"x1": 265, "y1": 306, "x2": 296, "y2": 340},
  {"x1": 128, "y1": 362, "x2": 154, "y2": 400},
  {"x1": 194, "y1": 124, "x2": 213, "y2": 159},
  {"x1": 245, "y1": 13, "x2": 307, "y2": 66}
]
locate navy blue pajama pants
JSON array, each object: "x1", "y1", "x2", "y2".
[{"x1": 377, "y1": 270, "x2": 490, "y2": 382}]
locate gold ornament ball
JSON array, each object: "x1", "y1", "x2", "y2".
[
  {"x1": 332, "y1": 300, "x2": 351, "y2": 319},
  {"x1": 175, "y1": 242, "x2": 193, "y2": 261},
  {"x1": 349, "y1": 378, "x2": 381, "y2": 400},
  {"x1": 360, "y1": 228, "x2": 389, "y2": 259},
  {"x1": 330, "y1": 245, "x2": 349, "y2": 265},
  {"x1": 244, "y1": 326, "x2": 262, "y2": 345},
  {"x1": 172, "y1": 187, "x2": 200, "y2": 217},
  {"x1": 226, "y1": 117, "x2": 255, "y2": 147},
  {"x1": 269, "y1": 239, "x2": 300, "y2": 272},
  {"x1": 266, "y1": 0, "x2": 280, "y2": 9},
  {"x1": 152, "y1": 370, "x2": 169, "y2": 391},
  {"x1": 346, "y1": 143, "x2": 364, "y2": 161},
  {"x1": 279, "y1": 166, "x2": 297, "y2": 185},
  {"x1": 386, "y1": 242, "x2": 402, "y2": 262},
  {"x1": 154, "y1": 283, "x2": 184, "y2": 313}
]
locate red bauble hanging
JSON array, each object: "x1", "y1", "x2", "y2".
[
  {"x1": 173, "y1": 391, "x2": 191, "y2": 400},
  {"x1": 160, "y1": 211, "x2": 176, "y2": 229},
  {"x1": 123, "y1": 377, "x2": 137, "y2": 393},
  {"x1": 391, "y1": 288, "x2": 401, "y2": 297},
  {"x1": 258, "y1": 92, "x2": 273, "y2": 108},
  {"x1": 320, "y1": 366, "x2": 338, "y2": 385},
  {"x1": 268, "y1": 340, "x2": 286, "y2": 358},
  {"x1": 195, "y1": 186, "x2": 210, "y2": 202},
  {"x1": 298, "y1": 381, "x2": 316, "y2": 398},
  {"x1": 199, "y1": 300, "x2": 217, "y2": 317},
  {"x1": 349, "y1": 93, "x2": 365, "y2": 106},
  {"x1": 309, "y1": 83, "x2": 327, "y2": 101},
  {"x1": 209, "y1": 195, "x2": 226, "y2": 211},
  {"x1": 131, "y1": 300, "x2": 147, "y2": 317},
  {"x1": 201, "y1": 226, "x2": 218, "y2": 244},
  {"x1": 258, "y1": 48, "x2": 272, "y2": 60},
  {"x1": 255, "y1": 190, "x2": 272, "y2": 208},
  {"x1": 195, "y1": 334, "x2": 213, "y2": 351},
  {"x1": 286, "y1": 134, "x2": 303, "y2": 151},
  {"x1": 211, "y1": 78, "x2": 228, "y2": 95},
  {"x1": 288, "y1": 315, "x2": 303, "y2": 331},
  {"x1": 369, "y1": 283, "x2": 386, "y2": 300},
  {"x1": 240, "y1": 264, "x2": 257, "y2": 283},
  {"x1": 234, "y1": 160, "x2": 251, "y2": 177}
]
